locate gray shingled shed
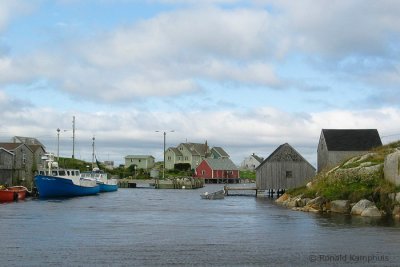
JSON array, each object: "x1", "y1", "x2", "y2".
[
  {"x1": 256, "y1": 143, "x2": 315, "y2": 191},
  {"x1": 317, "y1": 129, "x2": 382, "y2": 172}
]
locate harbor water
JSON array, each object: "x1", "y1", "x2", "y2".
[{"x1": 1, "y1": 184, "x2": 400, "y2": 266}]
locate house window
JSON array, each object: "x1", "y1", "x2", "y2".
[
  {"x1": 167, "y1": 156, "x2": 171, "y2": 161},
  {"x1": 184, "y1": 156, "x2": 188, "y2": 161},
  {"x1": 202, "y1": 170, "x2": 205, "y2": 175},
  {"x1": 22, "y1": 153, "x2": 26, "y2": 164},
  {"x1": 286, "y1": 171, "x2": 293, "y2": 179}
]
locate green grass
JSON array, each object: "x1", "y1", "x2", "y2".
[{"x1": 240, "y1": 170, "x2": 256, "y2": 180}]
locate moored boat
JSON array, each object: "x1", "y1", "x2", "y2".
[
  {"x1": 0, "y1": 186, "x2": 28, "y2": 202},
  {"x1": 81, "y1": 168, "x2": 118, "y2": 192},
  {"x1": 200, "y1": 189, "x2": 225, "y2": 200},
  {"x1": 34, "y1": 154, "x2": 100, "y2": 198}
]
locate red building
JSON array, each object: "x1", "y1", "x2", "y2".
[{"x1": 195, "y1": 158, "x2": 240, "y2": 184}]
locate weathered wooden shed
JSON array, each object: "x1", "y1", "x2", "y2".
[
  {"x1": 317, "y1": 129, "x2": 382, "y2": 172},
  {"x1": 256, "y1": 143, "x2": 315, "y2": 191}
]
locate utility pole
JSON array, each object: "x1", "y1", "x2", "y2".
[
  {"x1": 155, "y1": 130, "x2": 174, "y2": 179},
  {"x1": 57, "y1": 128, "x2": 60, "y2": 161}
]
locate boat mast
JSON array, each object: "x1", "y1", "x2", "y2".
[
  {"x1": 72, "y1": 116, "x2": 76, "y2": 159},
  {"x1": 92, "y1": 136, "x2": 95, "y2": 170}
]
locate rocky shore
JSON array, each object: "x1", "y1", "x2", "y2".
[{"x1": 276, "y1": 192, "x2": 400, "y2": 218}]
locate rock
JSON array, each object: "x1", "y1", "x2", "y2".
[
  {"x1": 361, "y1": 206, "x2": 382, "y2": 217},
  {"x1": 384, "y1": 151, "x2": 400, "y2": 186},
  {"x1": 330, "y1": 200, "x2": 351, "y2": 214},
  {"x1": 393, "y1": 206, "x2": 400, "y2": 219},
  {"x1": 351, "y1": 199, "x2": 375, "y2": 215},
  {"x1": 276, "y1": 193, "x2": 289, "y2": 203},
  {"x1": 306, "y1": 196, "x2": 327, "y2": 212}
]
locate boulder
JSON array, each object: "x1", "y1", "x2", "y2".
[
  {"x1": 276, "y1": 193, "x2": 289, "y2": 203},
  {"x1": 330, "y1": 200, "x2": 351, "y2": 214},
  {"x1": 384, "y1": 151, "x2": 400, "y2": 186},
  {"x1": 361, "y1": 206, "x2": 382, "y2": 217},
  {"x1": 306, "y1": 196, "x2": 327, "y2": 212},
  {"x1": 351, "y1": 199, "x2": 375, "y2": 215}
]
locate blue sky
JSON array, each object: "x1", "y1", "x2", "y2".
[{"x1": 1, "y1": 0, "x2": 400, "y2": 166}]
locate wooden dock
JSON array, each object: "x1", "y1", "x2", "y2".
[{"x1": 224, "y1": 185, "x2": 258, "y2": 196}]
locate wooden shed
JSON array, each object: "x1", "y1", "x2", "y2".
[
  {"x1": 195, "y1": 158, "x2": 240, "y2": 184},
  {"x1": 256, "y1": 143, "x2": 315, "y2": 191},
  {"x1": 317, "y1": 129, "x2": 382, "y2": 172}
]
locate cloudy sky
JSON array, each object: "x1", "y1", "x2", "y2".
[{"x1": 1, "y1": 0, "x2": 400, "y2": 166}]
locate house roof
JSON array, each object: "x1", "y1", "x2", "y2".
[
  {"x1": 0, "y1": 142, "x2": 27, "y2": 151},
  {"x1": 28, "y1": 144, "x2": 46, "y2": 153},
  {"x1": 0, "y1": 147, "x2": 14, "y2": 155},
  {"x1": 251, "y1": 153, "x2": 263, "y2": 163},
  {"x1": 321, "y1": 129, "x2": 382, "y2": 151},
  {"x1": 167, "y1": 147, "x2": 182, "y2": 156},
  {"x1": 203, "y1": 158, "x2": 238, "y2": 170},
  {"x1": 211, "y1": 147, "x2": 229, "y2": 157},
  {"x1": 257, "y1": 143, "x2": 315, "y2": 170},
  {"x1": 12, "y1": 136, "x2": 45, "y2": 148},
  {"x1": 181, "y1": 143, "x2": 208, "y2": 156}
]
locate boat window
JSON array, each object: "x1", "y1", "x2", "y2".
[
  {"x1": 59, "y1": 170, "x2": 66, "y2": 176},
  {"x1": 67, "y1": 170, "x2": 70, "y2": 176},
  {"x1": 52, "y1": 170, "x2": 58, "y2": 176}
]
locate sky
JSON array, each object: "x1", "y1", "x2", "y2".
[{"x1": 1, "y1": 0, "x2": 400, "y2": 167}]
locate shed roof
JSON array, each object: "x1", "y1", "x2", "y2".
[
  {"x1": 257, "y1": 143, "x2": 315, "y2": 170},
  {"x1": 321, "y1": 129, "x2": 382, "y2": 151},
  {"x1": 204, "y1": 158, "x2": 238, "y2": 170}
]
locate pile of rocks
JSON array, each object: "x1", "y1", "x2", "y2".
[{"x1": 275, "y1": 193, "x2": 400, "y2": 218}]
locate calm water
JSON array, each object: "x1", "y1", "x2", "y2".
[{"x1": 1, "y1": 184, "x2": 399, "y2": 266}]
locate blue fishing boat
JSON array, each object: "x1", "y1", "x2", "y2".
[
  {"x1": 34, "y1": 154, "x2": 100, "y2": 198},
  {"x1": 81, "y1": 168, "x2": 118, "y2": 192}
]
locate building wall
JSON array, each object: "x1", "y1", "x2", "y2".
[
  {"x1": 318, "y1": 147, "x2": 366, "y2": 172},
  {"x1": 256, "y1": 161, "x2": 315, "y2": 190},
  {"x1": 240, "y1": 156, "x2": 261, "y2": 170},
  {"x1": 165, "y1": 150, "x2": 177, "y2": 170},
  {"x1": 12, "y1": 145, "x2": 34, "y2": 186},
  {"x1": 195, "y1": 161, "x2": 213, "y2": 178},
  {"x1": 0, "y1": 149, "x2": 13, "y2": 185},
  {"x1": 125, "y1": 157, "x2": 155, "y2": 170}
]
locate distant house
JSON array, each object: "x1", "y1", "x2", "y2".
[
  {"x1": 256, "y1": 143, "x2": 316, "y2": 191},
  {"x1": 240, "y1": 153, "x2": 264, "y2": 170},
  {"x1": 195, "y1": 158, "x2": 240, "y2": 184},
  {"x1": 317, "y1": 129, "x2": 382, "y2": 172},
  {"x1": 0, "y1": 148, "x2": 14, "y2": 185},
  {"x1": 124, "y1": 155, "x2": 155, "y2": 170},
  {"x1": 165, "y1": 142, "x2": 230, "y2": 170},
  {"x1": 11, "y1": 136, "x2": 47, "y2": 170},
  {"x1": 0, "y1": 143, "x2": 34, "y2": 186}
]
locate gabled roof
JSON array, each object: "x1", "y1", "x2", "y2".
[
  {"x1": 181, "y1": 143, "x2": 208, "y2": 156},
  {"x1": 167, "y1": 147, "x2": 182, "y2": 156},
  {"x1": 12, "y1": 136, "x2": 45, "y2": 148},
  {"x1": 0, "y1": 147, "x2": 14, "y2": 155},
  {"x1": 203, "y1": 158, "x2": 238, "y2": 170},
  {"x1": 251, "y1": 153, "x2": 263, "y2": 163},
  {"x1": 321, "y1": 129, "x2": 382, "y2": 151},
  {"x1": 257, "y1": 143, "x2": 315, "y2": 170},
  {"x1": 0, "y1": 142, "x2": 30, "y2": 152},
  {"x1": 211, "y1": 147, "x2": 229, "y2": 157},
  {"x1": 28, "y1": 144, "x2": 46, "y2": 153}
]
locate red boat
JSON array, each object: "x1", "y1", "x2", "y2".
[{"x1": 0, "y1": 186, "x2": 27, "y2": 202}]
